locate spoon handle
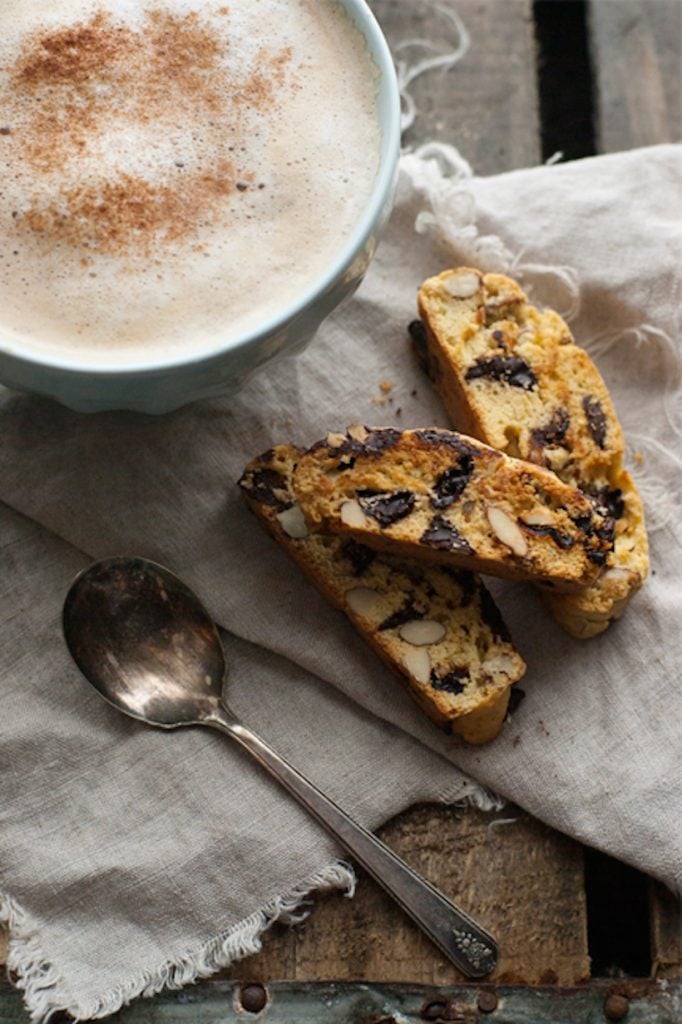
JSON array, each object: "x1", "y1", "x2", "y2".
[{"x1": 206, "y1": 704, "x2": 497, "y2": 978}]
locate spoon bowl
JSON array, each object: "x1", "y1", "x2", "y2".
[
  {"x1": 63, "y1": 556, "x2": 498, "y2": 978},
  {"x1": 64, "y1": 557, "x2": 225, "y2": 727}
]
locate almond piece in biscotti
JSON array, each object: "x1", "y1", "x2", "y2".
[
  {"x1": 341, "y1": 499, "x2": 368, "y2": 528},
  {"x1": 276, "y1": 504, "x2": 309, "y2": 539},
  {"x1": 399, "y1": 619, "x2": 446, "y2": 646},
  {"x1": 485, "y1": 506, "x2": 528, "y2": 558}
]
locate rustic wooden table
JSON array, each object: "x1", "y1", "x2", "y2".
[{"x1": 1, "y1": 2, "x2": 680, "y2": 1021}]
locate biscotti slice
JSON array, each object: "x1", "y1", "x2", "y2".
[
  {"x1": 414, "y1": 267, "x2": 648, "y2": 636},
  {"x1": 293, "y1": 426, "x2": 611, "y2": 591},
  {"x1": 239, "y1": 445, "x2": 526, "y2": 744}
]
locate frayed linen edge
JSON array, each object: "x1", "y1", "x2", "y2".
[{"x1": 1, "y1": 860, "x2": 356, "y2": 1023}]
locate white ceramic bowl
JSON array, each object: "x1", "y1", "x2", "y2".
[{"x1": 0, "y1": 0, "x2": 400, "y2": 413}]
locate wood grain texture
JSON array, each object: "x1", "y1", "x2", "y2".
[
  {"x1": 590, "y1": 0, "x2": 682, "y2": 151},
  {"x1": 649, "y1": 879, "x2": 682, "y2": 979},
  {"x1": 220, "y1": 805, "x2": 590, "y2": 986},
  {"x1": 370, "y1": 0, "x2": 541, "y2": 173}
]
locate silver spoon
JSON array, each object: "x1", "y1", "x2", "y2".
[{"x1": 63, "y1": 556, "x2": 498, "y2": 978}]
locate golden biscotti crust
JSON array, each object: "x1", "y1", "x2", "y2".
[
  {"x1": 239, "y1": 444, "x2": 526, "y2": 744},
  {"x1": 293, "y1": 426, "x2": 612, "y2": 592},
  {"x1": 414, "y1": 267, "x2": 649, "y2": 637}
]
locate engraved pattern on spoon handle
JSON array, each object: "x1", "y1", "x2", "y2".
[{"x1": 206, "y1": 705, "x2": 497, "y2": 978}]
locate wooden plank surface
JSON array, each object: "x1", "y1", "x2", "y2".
[
  {"x1": 590, "y1": 0, "x2": 682, "y2": 151},
  {"x1": 371, "y1": 0, "x2": 542, "y2": 172},
  {"x1": 650, "y1": 879, "x2": 682, "y2": 980}
]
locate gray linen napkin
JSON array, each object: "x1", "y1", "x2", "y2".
[{"x1": 1, "y1": 144, "x2": 681, "y2": 1020}]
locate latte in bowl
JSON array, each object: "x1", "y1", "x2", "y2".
[{"x1": 0, "y1": 0, "x2": 399, "y2": 411}]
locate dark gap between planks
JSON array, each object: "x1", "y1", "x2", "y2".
[
  {"x1": 533, "y1": 0, "x2": 597, "y2": 161},
  {"x1": 584, "y1": 847, "x2": 652, "y2": 976}
]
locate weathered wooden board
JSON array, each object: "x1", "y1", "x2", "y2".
[
  {"x1": 650, "y1": 879, "x2": 682, "y2": 980},
  {"x1": 589, "y1": 0, "x2": 682, "y2": 151},
  {"x1": 370, "y1": 0, "x2": 542, "y2": 173}
]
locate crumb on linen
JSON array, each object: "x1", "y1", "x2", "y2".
[
  {"x1": 371, "y1": 394, "x2": 388, "y2": 406},
  {"x1": 379, "y1": 379, "x2": 393, "y2": 394},
  {"x1": 633, "y1": 451, "x2": 644, "y2": 465}
]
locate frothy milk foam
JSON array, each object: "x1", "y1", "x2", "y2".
[{"x1": 0, "y1": 0, "x2": 380, "y2": 365}]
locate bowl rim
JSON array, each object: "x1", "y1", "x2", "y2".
[{"x1": 0, "y1": 0, "x2": 401, "y2": 380}]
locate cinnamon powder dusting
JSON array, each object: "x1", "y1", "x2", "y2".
[
  {"x1": 5, "y1": 7, "x2": 294, "y2": 257},
  {"x1": 22, "y1": 167, "x2": 237, "y2": 251}
]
